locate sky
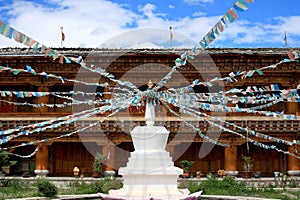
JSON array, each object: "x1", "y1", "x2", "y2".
[{"x1": 0, "y1": 0, "x2": 299, "y2": 48}]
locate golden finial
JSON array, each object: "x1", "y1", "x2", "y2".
[{"x1": 148, "y1": 80, "x2": 153, "y2": 88}]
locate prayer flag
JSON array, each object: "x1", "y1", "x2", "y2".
[
  {"x1": 234, "y1": 0, "x2": 248, "y2": 12},
  {"x1": 62, "y1": 32, "x2": 65, "y2": 41},
  {"x1": 169, "y1": 26, "x2": 173, "y2": 48},
  {"x1": 217, "y1": 21, "x2": 224, "y2": 32},
  {"x1": 283, "y1": 31, "x2": 287, "y2": 46},
  {"x1": 61, "y1": 26, "x2": 65, "y2": 41}
]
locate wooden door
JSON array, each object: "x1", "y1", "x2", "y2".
[{"x1": 52, "y1": 142, "x2": 97, "y2": 176}]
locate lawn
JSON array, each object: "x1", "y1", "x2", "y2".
[{"x1": 0, "y1": 176, "x2": 300, "y2": 200}]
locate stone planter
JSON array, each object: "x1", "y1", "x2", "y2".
[
  {"x1": 287, "y1": 170, "x2": 300, "y2": 176},
  {"x1": 225, "y1": 170, "x2": 239, "y2": 177},
  {"x1": 34, "y1": 170, "x2": 49, "y2": 177},
  {"x1": 253, "y1": 172, "x2": 261, "y2": 178},
  {"x1": 182, "y1": 172, "x2": 190, "y2": 178}
]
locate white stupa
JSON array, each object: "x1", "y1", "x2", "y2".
[{"x1": 100, "y1": 81, "x2": 201, "y2": 200}]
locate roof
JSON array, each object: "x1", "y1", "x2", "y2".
[{"x1": 0, "y1": 47, "x2": 298, "y2": 57}]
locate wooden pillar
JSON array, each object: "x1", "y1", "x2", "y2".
[
  {"x1": 34, "y1": 144, "x2": 50, "y2": 177},
  {"x1": 37, "y1": 86, "x2": 50, "y2": 114},
  {"x1": 287, "y1": 145, "x2": 300, "y2": 176},
  {"x1": 286, "y1": 102, "x2": 298, "y2": 114},
  {"x1": 1, "y1": 96, "x2": 14, "y2": 112},
  {"x1": 103, "y1": 87, "x2": 111, "y2": 100},
  {"x1": 103, "y1": 87, "x2": 112, "y2": 115},
  {"x1": 224, "y1": 145, "x2": 238, "y2": 176}
]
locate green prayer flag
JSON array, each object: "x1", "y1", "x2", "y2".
[
  {"x1": 12, "y1": 70, "x2": 21, "y2": 75},
  {"x1": 256, "y1": 69, "x2": 263, "y2": 75},
  {"x1": 0, "y1": 23, "x2": 7, "y2": 34}
]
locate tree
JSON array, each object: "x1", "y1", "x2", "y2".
[
  {"x1": 0, "y1": 150, "x2": 17, "y2": 168},
  {"x1": 242, "y1": 155, "x2": 253, "y2": 172},
  {"x1": 93, "y1": 153, "x2": 106, "y2": 178},
  {"x1": 180, "y1": 160, "x2": 194, "y2": 174},
  {"x1": 0, "y1": 150, "x2": 17, "y2": 174}
]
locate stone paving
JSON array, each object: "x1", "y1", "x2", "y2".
[{"x1": 9, "y1": 194, "x2": 282, "y2": 200}]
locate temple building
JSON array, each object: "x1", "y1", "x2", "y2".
[{"x1": 0, "y1": 47, "x2": 299, "y2": 177}]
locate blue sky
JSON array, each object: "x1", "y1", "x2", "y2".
[{"x1": 0, "y1": 0, "x2": 299, "y2": 48}]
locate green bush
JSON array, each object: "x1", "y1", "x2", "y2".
[
  {"x1": 36, "y1": 178, "x2": 57, "y2": 197},
  {"x1": 62, "y1": 178, "x2": 122, "y2": 195},
  {"x1": 101, "y1": 178, "x2": 123, "y2": 194},
  {"x1": 8, "y1": 180, "x2": 21, "y2": 189},
  {"x1": 197, "y1": 175, "x2": 294, "y2": 199},
  {"x1": 199, "y1": 175, "x2": 248, "y2": 196},
  {"x1": 187, "y1": 182, "x2": 202, "y2": 194},
  {"x1": 61, "y1": 180, "x2": 96, "y2": 195},
  {"x1": 0, "y1": 150, "x2": 17, "y2": 168},
  {"x1": 93, "y1": 181, "x2": 105, "y2": 193}
]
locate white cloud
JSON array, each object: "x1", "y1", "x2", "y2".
[
  {"x1": 275, "y1": 16, "x2": 300, "y2": 35},
  {"x1": 138, "y1": 3, "x2": 156, "y2": 18},
  {"x1": 211, "y1": 16, "x2": 300, "y2": 47},
  {"x1": 134, "y1": 4, "x2": 219, "y2": 46},
  {"x1": 192, "y1": 11, "x2": 206, "y2": 17},
  {"x1": 168, "y1": 5, "x2": 175, "y2": 9},
  {"x1": 0, "y1": 0, "x2": 300, "y2": 48},
  {"x1": 98, "y1": 28, "x2": 196, "y2": 49},
  {"x1": 183, "y1": 0, "x2": 214, "y2": 5},
  {"x1": 1, "y1": 0, "x2": 138, "y2": 47}
]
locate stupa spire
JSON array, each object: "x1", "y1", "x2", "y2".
[{"x1": 145, "y1": 80, "x2": 155, "y2": 126}]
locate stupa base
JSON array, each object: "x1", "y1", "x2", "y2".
[
  {"x1": 98, "y1": 188, "x2": 202, "y2": 200},
  {"x1": 101, "y1": 123, "x2": 203, "y2": 200}
]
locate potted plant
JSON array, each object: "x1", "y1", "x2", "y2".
[
  {"x1": 0, "y1": 150, "x2": 17, "y2": 175},
  {"x1": 218, "y1": 169, "x2": 225, "y2": 177},
  {"x1": 180, "y1": 160, "x2": 194, "y2": 178},
  {"x1": 92, "y1": 152, "x2": 105, "y2": 178},
  {"x1": 242, "y1": 155, "x2": 253, "y2": 178},
  {"x1": 253, "y1": 171, "x2": 261, "y2": 178},
  {"x1": 73, "y1": 166, "x2": 80, "y2": 178},
  {"x1": 196, "y1": 171, "x2": 202, "y2": 179}
]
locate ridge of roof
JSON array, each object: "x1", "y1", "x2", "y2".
[{"x1": 0, "y1": 47, "x2": 297, "y2": 56}]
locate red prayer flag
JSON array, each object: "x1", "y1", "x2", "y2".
[
  {"x1": 44, "y1": 48, "x2": 51, "y2": 57},
  {"x1": 59, "y1": 55, "x2": 64, "y2": 64},
  {"x1": 60, "y1": 26, "x2": 65, "y2": 42},
  {"x1": 288, "y1": 50, "x2": 295, "y2": 60},
  {"x1": 62, "y1": 32, "x2": 65, "y2": 41},
  {"x1": 228, "y1": 8, "x2": 238, "y2": 19},
  {"x1": 217, "y1": 21, "x2": 224, "y2": 32}
]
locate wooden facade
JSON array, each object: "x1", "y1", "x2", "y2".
[{"x1": 0, "y1": 47, "x2": 299, "y2": 177}]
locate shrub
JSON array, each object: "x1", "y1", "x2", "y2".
[
  {"x1": 0, "y1": 150, "x2": 17, "y2": 169},
  {"x1": 93, "y1": 153, "x2": 106, "y2": 172},
  {"x1": 93, "y1": 181, "x2": 105, "y2": 193},
  {"x1": 199, "y1": 175, "x2": 247, "y2": 196},
  {"x1": 180, "y1": 160, "x2": 194, "y2": 173},
  {"x1": 187, "y1": 182, "x2": 202, "y2": 194},
  {"x1": 8, "y1": 180, "x2": 21, "y2": 189},
  {"x1": 178, "y1": 180, "x2": 202, "y2": 194},
  {"x1": 36, "y1": 178, "x2": 57, "y2": 197},
  {"x1": 101, "y1": 178, "x2": 123, "y2": 194},
  {"x1": 61, "y1": 181, "x2": 96, "y2": 195},
  {"x1": 65, "y1": 178, "x2": 122, "y2": 195}
]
